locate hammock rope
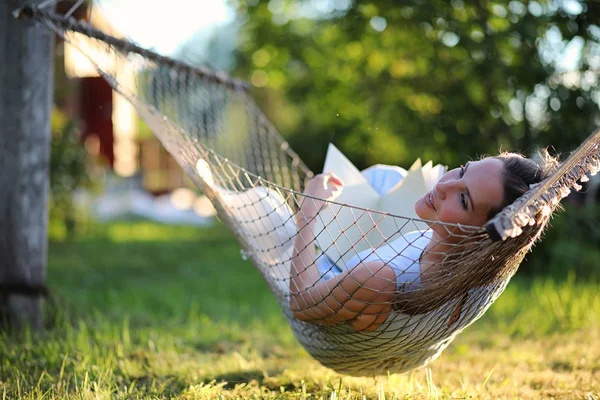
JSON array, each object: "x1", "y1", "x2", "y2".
[
  {"x1": 487, "y1": 130, "x2": 600, "y2": 241},
  {"x1": 18, "y1": 5, "x2": 600, "y2": 376}
]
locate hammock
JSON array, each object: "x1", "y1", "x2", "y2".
[{"x1": 17, "y1": 5, "x2": 600, "y2": 376}]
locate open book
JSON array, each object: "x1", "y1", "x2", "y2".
[{"x1": 315, "y1": 144, "x2": 446, "y2": 265}]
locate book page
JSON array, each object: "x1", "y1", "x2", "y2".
[
  {"x1": 316, "y1": 144, "x2": 381, "y2": 264},
  {"x1": 315, "y1": 144, "x2": 446, "y2": 265}
]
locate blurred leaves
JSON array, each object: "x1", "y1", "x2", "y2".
[
  {"x1": 50, "y1": 108, "x2": 91, "y2": 238},
  {"x1": 521, "y1": 203, "x2": 600, "y2": 278},
  {"x1": 228, "y1": 0, "x2": 600, "y2": 171}
]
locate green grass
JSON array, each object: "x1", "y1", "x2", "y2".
[{"x1": 1, "y1": 222, "x2": 599, "y2": 399}]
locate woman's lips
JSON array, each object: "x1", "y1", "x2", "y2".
[{"x1": 426, "y1": 191, "x2": 437, "y2": 212}]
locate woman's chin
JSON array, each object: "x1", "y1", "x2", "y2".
[{"x1": 414, "y1": 199, "x2": 428, "y2": 220}]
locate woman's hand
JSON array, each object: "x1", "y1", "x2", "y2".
[{"x1": 299, "y1": 173, "x2": 344, "y2": 221}]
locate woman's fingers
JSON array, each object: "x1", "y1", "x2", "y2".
[
  {"x1": 327, "y1": 173, "x2": 344, "y2": 188},
  {"x1": 322, "y1": 174, "x2": 344, "y2": 201},
  {"x1": 322, "y1": 173, "x2": 344, "y2": 189},
  {"x1": 303, "y1": 174, "x2": 344, "y2": 210},
  {"x1": 312, "y1": 173, "x2": 344, "y2": 190}
]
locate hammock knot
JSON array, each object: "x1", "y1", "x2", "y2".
[{"x1": 240, "y1": 249, "x2": 251, "y2": 261}]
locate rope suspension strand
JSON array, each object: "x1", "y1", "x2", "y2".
[
  {"x1": 16, "y1": 4, "x2": 600, "y2": 376},
  {"x1": 487, "y1": 127, "x2": 600, "y2": 241},
  {"x1": 15, "y1": 4, "x2": 250, "y2": 91}
]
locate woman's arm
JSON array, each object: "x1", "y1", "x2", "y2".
[{"x1": 289, "y1": 174, "x2": 397, "y2": 331}]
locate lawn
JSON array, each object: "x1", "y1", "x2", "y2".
[{"x1": 1, "y1": 222, "x2": 599, "y2": 399}]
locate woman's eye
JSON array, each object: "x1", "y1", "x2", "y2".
[
  {"x1": 460, "y1": 193, "x2": 468, "y2": 210},
  {"x1": 459, "y1": 165, "x2": 465, "y2": 178}
]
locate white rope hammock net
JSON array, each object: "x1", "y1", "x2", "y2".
[{"x1": 20, "y1": 6, "x2": 600, "y2": 376}]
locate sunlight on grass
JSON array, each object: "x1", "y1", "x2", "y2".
[
  {"x1": 1, "y1": 222, "x2": 599, "y2": 399},
  {"x1": 103, "y1": 222, "x2": 211, "y2": 242},
  {"x1": 481, "y1": 273, "x2": 600, "y2": 337}
]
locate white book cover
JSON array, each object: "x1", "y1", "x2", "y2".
[{"x1": 315, "y1": 144, "x2": 446, "y2": 265}]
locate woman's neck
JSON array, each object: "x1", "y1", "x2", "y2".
[{"x1": 419, "y1": 230, "x2": 453, "y2": 282}]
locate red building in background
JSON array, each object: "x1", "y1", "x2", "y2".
[
  {"x1": 57, "y1": 2, "x2": 187, "y2": 194},
  {"x1": 79, "y1": 76, "x2": 114, "y2": 167}
]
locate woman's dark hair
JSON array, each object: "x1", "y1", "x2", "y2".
[{"x1": 487, "y1": 150, "x2": 560, "y2": 220}]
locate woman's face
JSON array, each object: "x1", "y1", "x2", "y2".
[{"x1": 414, "y1": 158, "x2": 505, "y2": 235}]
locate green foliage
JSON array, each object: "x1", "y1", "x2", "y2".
[
  {"x1": 0, "y1": 222, "x2": 598, "y2": 398},
  {"x1": 49, "y1": 108, "x2": 91, "y2": 239},
  {"x1": 231, "y1": 1, "x2": 600, "y2": 171},
  {"x1": 520, "y1": 203, "x2": 600, "y2": 279}
]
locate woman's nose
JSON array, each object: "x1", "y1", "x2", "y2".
[{"x1": 435, "y1": 180, "x2": 455, "y2": 199}]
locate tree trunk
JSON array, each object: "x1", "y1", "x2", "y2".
[{"x1": 0, "y1": 0, "x2": 54, "y2": 330}]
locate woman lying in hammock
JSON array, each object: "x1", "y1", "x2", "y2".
[{"x1": 290, "y1": 151, "x2": 557, "y2": 332}]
